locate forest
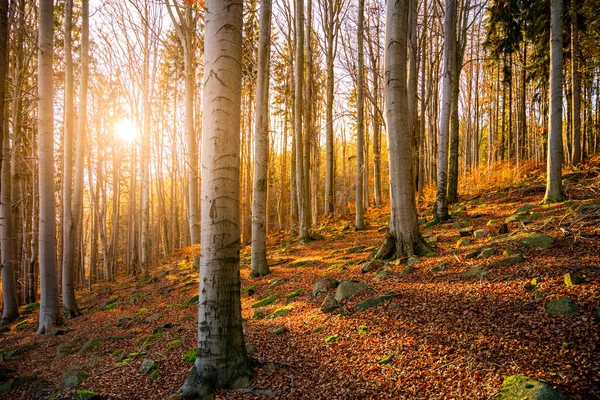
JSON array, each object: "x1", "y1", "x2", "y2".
[{"x1": 0, "y1": 0, "x2": 599, "y2": 398}]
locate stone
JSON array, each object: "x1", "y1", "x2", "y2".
[
  {"x1": 267, "y1": 307, "x2": 291, "y2": 320},
  {"x1": 425, "y1": 218, "x2": 440, "y2": 228},
  {"x1": 251, "y1": 296, "x2": 278, "y2": 308},
  {"x1": 144, "y1": 313, "x2": 162, "y2": 324},
  {"x1": 545, "y1": 297, "x2": 578, "y2": 316},
  {"x1": 374, "y1": 270, "x2": 391, "y2": 279},
  {"x1": 406, "y1": 257, "x2": 420, "y2": 266},
  {"x1": 488, "y1": 254, "x2": 525, "y2": 269},
  {"x1": 58, "y1": 369, "x2": 90, "y2": 390},
  {"x1": 564, "y1": 272, "x2": 585, "y2": 287},
  {"x1": 310, "y1": 233, "x2": 325, "y2": 240},
  {"x1": 456, "y1": 238, "x2": 472, "y2": 247},
  {"x1": 458, "y1": 228, "x2": 474, "y2": 237},
  {"x1": 429, "y1": 263, "x2": 448, "y2": 273},
  {"x1": 505, "y1": 212, "x2": 530, "y2": 223},
  {"x1": 399, "y1": 265, "x2": 416, "y2": 276},
  {"x1": 347, "y1": 245, "x2": 367, "y2": 254},
  {"x1": 271, "y1": 326, "x2": 288, "y2": 335},
  {"x1": 334, "y1": 281, "x2": 369, "y2": 302},
  {"x1": 465, "y1": 249, "x2": 482, "y2": 259},
  {"x1": 355, "y1": 292, "x2": 395, "y2": 312},
  {"x1": 361, "y1": 260, "x2": 385, "y2": 273},
  {"x1": 55, "y1": 342, "x2": 75, "y2": 360},
  {"x1": 49, "y1": 327, "x2": 71, "y2": 336},
  {"x1": 79, "y1": 338, "x2": 102, "y2": 353},
  {"x1": 311, "y1": 277, "x2": 339, "y2": 296},
  {"x1": 503, "y1": 249, "x2": 520, "y2": 257},
  {"x1": 473, "y1": 229, "x2": 490, "y2": 239},
  {"x1": 268, "y1": 278, "x2": 286, "y2": 288},
  {"x1": 514, "y1": 204, "x2": 536, "y2": 214},
  {"x1": 320, "y1": 296, "x2": 341, "y2": 313},
  {"x1": 140, "y1": 359, "x2": 158, "y2": 374},
  {"x1": 463, "y1": 265, "x2": 486, "y2": 278},
  {"x1": 498, "y1": 223, "x2": 509, "y2": 234},
  {"x1": 518, "y1": 232, "x2": 553, "y2": 249},
  {"x1": 0, "y1": 372, "x2": 38, "y2": 394},
  {"x1": 497, "y1": 375, "x2": 567, "y2": 400},
  {"x1": 425, "y1": 236, "x2": 438, "y2": 244},
  {"x1": 476, "y1": 248, "x2": 496, "y2": 259},
  {"x1": 487, "y1": 219, "x2": 498, "y2": 226}
]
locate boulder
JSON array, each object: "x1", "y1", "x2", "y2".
[
  {"x1": 545, "y1": 297, "x2": 578, "y2": 316},
  {"x1": 374, "y1": 270, "x2": 391, "y2": 279},
  {"x1": 144, "y1": 313, "x2": 162, "y2": 324},
  {"x1": 463, "y1": 265, "x2": 486, "y2": 278},
  {"x1": 267, "y1": 306, "x2": 292, "y2": 320},
  {"x1": 406, "y1": 257, "x2": 420, "y2": 266},
  {"x1": 488, "y1": 254, "x2": 525, "y2": 268},
  {"x1": 429, "y1": 263, "x2": 448, "y2": 273},
  {"x1": 399, "y1": 265, "x2": 416, "y2": 276},
  {"x1": 140, "y1": 359, "x2": 158, "y2": 374},
  {"x1": 268, "y1": 278, "x2": 286, "y2": 288},
  {"x1": 564, "y1": 272, "x2": 585, "y2": 287},
  {"x1": 271, "y1": 326, "x2": 288, "y2": 335},
  {"x1": 311, "y1": 277, "x2": 339, "y2": 297},
  {"x1": 456, "y1": 238, "x2": 472, "y2": 247},
  {"x1": 355, "y1": 292, "x2": 395, "y2": 312},
  {"x1": 347, "y1": 245, "x2": 367, "y2": 254},
  {"x1": 473, "y1": 229, "x2": 490, "y2": 239},
  {"x1": 514, "y1": 204, "x2": 536, "y2": 214},
  {"x1": 518, "y1": 232, "x2": 553, "y2": 249},
  {"x1": 58, "y1": 369, "x2": 89, "y2": 390},
  {"x1": 320, "y1": 296, "x2": 340, "y2": 313},
  {"x1": 465, "y1": 249, "x2": 482, "y2": 259},
  {"x1": 334, "y1": 281, "x2": 369, "y2": 302},
  {"x1": 361, "y1": 260, "x2": 385, "y2": 273},
  {"x1": 458, "y1": 228, "x2": 474, "y2": 237},
  {"x1": 476, "y1": 248, "x2": 496, "y2": 259},
  {"x1": 497, "y1": 375, "x2": 567, "y2": 400}
]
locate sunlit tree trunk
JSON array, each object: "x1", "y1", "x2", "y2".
[
  {"x1": 355, "y1": 0, "x2": 365, "y2": 230},
  {"x1": 250, "y1": 0, "x2": 272, "y2": 278},
  {"x1": 61, "y1": 0, "x2": 81, "y2": 318},
  {"x1": 37, "y1": 0, "x2": 59, "y2": 334},
  {"x1": 141, "y1": 4, "x2": 151, "y2": 277},
  {"x1": 376, "y1": 0, "x2": 428, "y2": 260},
  {"x1": 304, "y1": 0, "x2": 312, "y2": 230},
  {"x1": 544, "y1": 0, "x2": 565, "y2": 202},
  {"x1": 570, "y1": 0, "x2": 581, "y2": 167},
  {"x1": 179, "y1": 0, "x2": 253, "y2": 396}
]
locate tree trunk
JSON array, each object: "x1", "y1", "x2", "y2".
[
  {"x1": 376, "y1": 0, "x2": 428, "y2": 260},
  {"x1": 179, "y1": 0, "x2": 253, "y2": 396},
  {"x1": 37, "y1": 0, "x2": 59, "y2": 334},
  {"x1": 355, "y1": 0, "x2": 365, "y2": 230},
  {"x1": 250, "y1": 0, "x2": 272, "y2": 278},
  {"x1": 544, "y1": 0, "x2": 565, "y2": 202},
  {"x1": 435, "y1": 0, "x2": 456, "y2": 220},
  {"x1": 570, "y1": 0, "x2": 581, "y2": 167}
]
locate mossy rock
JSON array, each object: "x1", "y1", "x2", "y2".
[
  {"x1": 487, "y1": 219, "x2": 499, "y2": 226},
  {"x1": 463, "y1": 265, "x2": 487, "y2": 278},
  {"x1": 269, "y1": 278, "x2": 286, "y2": 288},
  {"x1": 334, "y1": 281, "x2": 369, "y2": 302},
  {"x1": 251, "y1": 296, "x2": 278, "y2": 308},
  {"x1": 347, "y1": 245, "x2": 367, "y2": 254},
  {"x1": 477, "y1": 248, "x2": 496, "y2": 259},
  {"x1": 425, "y1": 218, "x2": 440, "y2": 228},
  {"x1": 242, "y1": 284, "x2": 255, "y2": 296},
  {"x1": 267, "y1": 306, "x2": 292, "y2": 320},
  {"x1": 503, "y1": 249, "x2": 520, "y2": 257},
  {"x1": 564, "y1": 272, "x2": 585, "y2": 287},
  {"x1": 399, "y1": 265, "x2": 416, "y2": 276},
  {"x1": 355, "y1": 292, "x2": 395, "y2": 312},
  {"x1": 377, "y1": 353, "x2": 395, "y2": 365},
  {"x1": 286, "y1": 290, "x2": 301, "y2": 299},
  {"x1": 321, "y1": 296, "x2": 341, "y2": 313},
  {"x1": 324, "y1": 334, "x2": 339, "y2": 343},
  {"x1": 465, "y1": 249, "x2": 482, "y2": 259},
  {"x1": 79, "y1": 338, "x2": 102, "y2": 353},
  {"x1": 271, "y1": 326, "x2": 288, "y2": 335},
  {"x1": 497, "y1": 375, "x2": 567, "y2": 400},
  {"x1": 140, "y1": 359, "x2": 158, "y2": 374},
  {"x1": 22, "y1": 302, "x2": 40, "y2": 314},
  {"x1": 311, "y1": 277, "x2": 339, "y2": 296},
  {"x1": 429, "y1": 263, "x2": 448, "y2": 273},
  {"x1": 144, "y1": 313, "x2": 162, "y2": 324},
  {"x1": 545, "y1": 297, "x2": 578, "y2": 316},
  {"x1": 374, "y1": 270, "x2": 392, "y2": 279},
  {"x1": 473, "y1": 229, "x2": 490, "y2": 239},
  {"x1": 517, "y1": 232, "x2": 553, "y2": 249},
  {"x1": 361, "y1": 260, "x2": 385, "y2": 273},
  {"x1": 76, "y1": 390, "x2": 101, "y2": 400},
  {"x1": 513, "y1": 204, "x2": 536, "y2": 214},
  {"x1": 183, "y1": 349, "x2": 196, "y2": 363},
  {"x1": 456, "y1": 238, "x2": 472, "y2": 247},
  {"x1": 577, "y1": 203, "x2": 600, "y2": 215},
  {"x1": 505, "y1": 212, "x2": 531, "y2": 223},
  {"x1": 406, "y1": 257, "x2": 420, "y2": 266},
  {"x1": 58, "y1": 369, "x2": 90, "y2": 390},
  {"x1": 488, "y1": 254, "x2": 525, "y2": 268}
]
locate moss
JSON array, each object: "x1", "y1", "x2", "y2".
[
  {"x1": 183, "y1": 349, "x2": 196, "y2": 363},
  {"x1": 149, "y1": 370, "x2": 159, "y2": 380},
  {"x1": 377, "y1": 353, "x2": 395, "y2": 365},
  {"x1": 357, "y1": 325, "x2": 368, "y2": 335},
  {"x1": 23, "y1": 302, "x2": 40, "y2": 313},
  {"x1": 251, "y1": 295, "x2": 278, "y2": 308},
  {"x1": 104, "y1": 302, "x2": 118, "y2": 310},
  {"x1": 76, "y1": 390, "x2": 99, "y2": 400},
  {"x1": 324, "y1": 334, "x2": 339, "y2": 343},
  {"x1": 241, "y1": 284, "x2": 255, "y2": 294},
  {"x1": 267, "y1": 306, "x2": 292, "y2": 320},
  {"x1": 286, "y1": 289, "x2": 301, "y2": 299},
  {"x1": 138, "y1": 308, "x2": 148, "y2": 314},
  {"x1": 187, "y1": 295, "x2": 199, "y2": 305},
  {"x1": 113, "y1": 349, "x2": 123, "y2": 356}
]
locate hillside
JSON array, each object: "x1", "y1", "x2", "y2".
[{"x1": 1, "y1": 160, "x2": 599, "y2": 400}]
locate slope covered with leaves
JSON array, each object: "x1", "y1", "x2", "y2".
[{"x1": 1, "y1": 159, "x2": 599, "y2": 399}]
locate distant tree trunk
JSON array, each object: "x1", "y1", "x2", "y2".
[
  {"x1": 376, "y1": 0, "x2": 428, "y2": 260},
  {"x1": 304, "y1": 0, "x2": 312, "y2": 230},
  {"x1": 355, "y1": 0, "x2": 365, "y2": 230},
  {"x1": 141, "y1": 13, "x2": 151, "y2": 277},
  {"x1": 61, "y1": 0, "x2": 81, "y2": 318},
  {"x1": 570, "y1": 0, "x2": 581, "y2": 167},
  {"x1": 250, "y1": 0, "x2": 272, "y2": 278},
  {"x1": 435, "y1": 0, "x2": 456, "y2": 220},
  {"x1": 544, "y1": 0, "x2": 565, "y2": 202},
  {"x1": 447, "y1": 53, "x2": 460, "y2": 204},
  {"x1": 178, "y1": 0, "x2": 253, "y2": 396},
  {"x1": 37, "y1": 0, "x2": 59, "y2": 334}
]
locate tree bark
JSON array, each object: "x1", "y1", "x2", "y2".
[
  {"x1": 570, "y1": 0, "x2": 581, "y2": 167},
  {"x1": 355, "y1": 0, "x2": 366, "y2": 230}
]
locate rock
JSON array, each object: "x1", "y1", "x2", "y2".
[
  {"x1": 425, "y1": 218, "x2": 440, "y2": 228},
  {"x1": 374, "y1": 270, "x2": 391, "y2": 279},
  {"x1": 518, "y1": 232, "x2": 553, "y2": 249},
  {"x1": 476, "y1": 248, "x2": 496, "y2": 259},
  {"x1": 545, "y1": 297, "x2": 578, "y2": 316},
  {"x1": 399, "y1": 265, "x2": 416, "y2": 276},
  {"x1": 271, "y1": 326, "x2": 288, "y2": 335},
  {"x1": 514, "y1": 204, "x2": 536, "y2": 214},
  {"x1": 451, "y1": 221, "x2": 462, "y2": 229},
  {"x1": 463, "y1": 265, "x2": 486, "y2": 278},
  {"x1": 140, "y1": 359, "x2": 158, "y2": 374},
  {"x1": 251, "y1": 309, "x2": 265, "y2": 319},
  {"x1": 355, "y1": 292, "x2": 395, "y2": 312},
  {"x1": 377, "y1": 353, "x2": 395, "y2": 365},
  {"x1": 245, "y1": 343, "x2": 257, "y2": 356},
  {"x1": 153, "y1": 323, "x2": 174, "y2": 334},
  {"x1": 458, "y1": 228, "x2": 474, "y2": 237},
  {"x1": 505, "y1": 212, "x2": 530, "y2": 223},
  {"x1": 29, "y1": 380, "x2": 50, "y2": 395},
  {"x1": 58, "y1": 369, "x2": 90, "y2": 390},
  {"x1": 488, "y1": 254, "x2": 525, "y2": 268},
  {"x1": 251, "y1": 296, "x2": 278, "y2": 308},
  {"x1": 497, "y1": 375, "x2": 567, "y2": 400},
  {"x1": 487, "y1": 219, "x2": 498, "y2": 226},
  {"x1": 0, "y1": 372, "x2": 38, "y2": 394},
  {"x1": 55, "y1": 342, "x2": 75, "y2": 360},
  {"x1": 347, "y1": 245, "x2": 367, "y2": 254},
  {"x1": 530, "y1": 277, "x2": 543, "y2": 285},
  {"x1": 311, "y1": 277, "x2": 339, "y2": 297},
  {"x1": 268, "y1": 278, "x2": 286, "y2": 288},
  {"x1": 79, "y1": 338, "x2": 102, "y2": 353},
  {"x1": 406, "y1": 257, "x2": 420, "y2": 266},
  {"x1": 320, "y1": 296, "x2": 340, "y2": 313},
  {"x1": 473, "y1": 229, "x2": 490, "y2": 239},
  {"x1": 498, "y1": 223, "x2": 509, "y2": 234},
  {"x1": 49, "y1": 327, "x2": 71, "y2": 336},
  {"x1": 425, "y1": 236, "x2": 438, "y2": 245},
  {"x1": 144, "y1": 313, "x2": 162, "y2": 324},
  {"x1": 429, "y1": 263, "x2": 448, "y2": 273},
  {"x1": 310, "y1": 233, "x2": 325, "y2": 240},
  {"x1": 564, "y1": 272, "x2": 585, "y2": 287},
  {"x1": 464, "y1": 249, "x2": 482, "y2": 259},
  {"x1": 334, "y1": 281, "x2": 369, "y2": 302},
  {"x1": 456, "y1": 238, "x2": 472, "y2": 247},
  {"x1": 362, "y1": 260, "x2": 385, "y2": 273},
  {"x1": 75, "y1": 390, "x2": 101, "y2": 400},
  {"x1": 267, "y1": 307, "x2": 291, "y2": 320},
  {"x1": 503, "y1": 249, "x2": 520, "y2": 257}
]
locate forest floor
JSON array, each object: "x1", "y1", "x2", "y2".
[{"x1": 1, "y1": 158, "x2": 600, "y2": 400}]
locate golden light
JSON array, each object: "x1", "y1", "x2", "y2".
[{"x1": 115, "y1": 119, "x2": 137, "y2": 142}]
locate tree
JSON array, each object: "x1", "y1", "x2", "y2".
[
  {"x1": 436, "y1": 0, "x2": 457, "y2": 220},
  {"x1": 375, "y1": 0, "x2": 428, "y2": 260},
  {"x1": 0, "y1": 0, "x2": 17, "y2": 323},
  {"x1": 543, "y1": 0, "x2": 565, "y2": 202},
  {"x1": 355, "y1": 0, "x2": 366, "y2": 230},
  {"x1": 570, "y1": 0, "x2": 581, "y2": 166},
  {"x1": 37, "y1": 0, "x2": 60, "y2": 334},
  {"x1": 251, "y1": 0, "x2": 273, "y2": 278},
  {"x1": 61, "y1": 0, "x2": 81, "y2": 318},
  {"x1": 179, "y1": 0, "x2": 253, "y2": 396}
]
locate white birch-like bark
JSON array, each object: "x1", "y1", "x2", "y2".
[
  {"x1": 571, "y1": 0, "x2": 581, "y2": 166},
  {"x1": 179, "y1": 0, "x2": 253, "y2": 395},
  {"x1": 544, "y1": 0, "x2": 565, "y2": 202},
  {"x1": 250, "y1": 0, "x2": 272, "y2": 277},
  {"x1": 355, "y1": 0, "x2": 365, "y2": 230},
  {"x1": 376, "y1": 0, "x2": 428, "y2": 260},
  {"x1": 37, "y1": 0, "x2": 59, "y2": 334}
]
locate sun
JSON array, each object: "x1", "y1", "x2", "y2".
[{"x1": 115, "y1": 119, "x2": 137, "y2": 142}]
